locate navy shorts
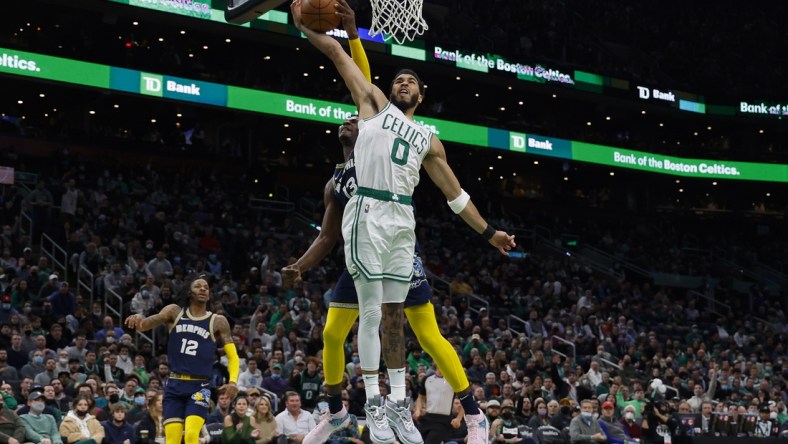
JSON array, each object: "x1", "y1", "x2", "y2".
[
  {"x1": 331, "y1": 256, "x2": 432, "y2": 308},
  {"x1": 163, "y1": 379, "x2": 213, "y2": 424}
]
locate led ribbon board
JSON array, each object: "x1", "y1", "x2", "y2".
[{"x1": 1, "y1": 47, "x2": 786, "y2": 183}]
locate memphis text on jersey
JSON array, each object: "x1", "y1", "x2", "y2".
[{"x1": 174, "y1": 323, "x2": 211, "y2": 339}]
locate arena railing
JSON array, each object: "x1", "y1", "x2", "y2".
[
  {"x1": 577, "y1": 244, "x2": 651, "y2": 279},
  {"x1": 18, "y1": 210, "x2": 33, "y2": 252},
  {"x1": 537, "y1": 238, "x2": 625, "y2": 281},
  {"x1": 507, "y1": 314, "x2": 529, "y2": 340},
  {"x1": 688, "y1": 289, "x2": 731, "y2": 318},
  {"x1": 551, "y1": 335, "x2": 576, "y2": 359},
  {"x1": 465, "y1": 294, "x2": 490, "y2": 316},
  {"x1": 78, "y1": 264, "x2": 95, "y2": 308},
  {"x1": 752, "y1": 263, "x2": 787, "y2": 287},
  {"x1": 248, "y1": 196, "x2": 295, "y2": 212},
  {"x1": 135, "y1": 328, "x2": 156, "y2": 354},
  {"x1": 105, "y1": 287, "x2": 124, "y2": 329},
  {"x1": 424, "y1": 270, "x2": 451, "y2": 298},
  {"x1": 717, "y1": 257, "x2": 784, "y2": 295},
  {"x1": 40, "y1": 232, "x2": 69, "y2": 282},
  {"x1": 598, "y1": 357, "x2": 622, "y2": 372}
]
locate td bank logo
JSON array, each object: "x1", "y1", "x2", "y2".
[
  {"x1": 141, "y1": 73, "x2": 163, "y2": 97},
  {"x1": 509, "y1": 132, "x2": 526, "y2": 153}
]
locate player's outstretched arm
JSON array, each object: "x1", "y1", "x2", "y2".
[
  {"x1": 423, "y1": 135, "x2": 516, "y2": 255},
  {"x1": 282, "y1": 179, "x2": 343, "y2": 284},
  {"x1": 213, "y1": 314, "x2": 240, "y2": 399},
  {"x1": 291, "y1": 0, "x2": 385, "y2": 115},
  {"x1": 124, "y1": 304, "x2": 180, "y2": 331}
]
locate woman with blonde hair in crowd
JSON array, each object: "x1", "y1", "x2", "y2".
[
  {"x1": 251, "y1": 395, "x2": 278, "y2": 444},
  {"x1": 135, "y1": 392, "x2": 165, "y2": 444}
]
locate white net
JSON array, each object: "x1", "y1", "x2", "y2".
[{"x1": 368, "y1": 0, "x2": 429, "y2": 45}]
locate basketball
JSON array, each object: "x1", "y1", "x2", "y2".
[{"x1": 300, "y1": 0, "x2": 341, "y2": 33}]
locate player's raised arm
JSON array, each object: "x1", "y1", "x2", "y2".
[
  {"x1": 291, "y1": 0, "x2": 385, "y2": 116},
  {"x1": 125, "y1": 304, "x2": 180, "y2": 331},
  {"x1": 282, "y1": 179, "x2": 342, "y2": 285},
  {"x1": 336, "y1": 0, "x2": 371, "y2": 83},
  {"x1": 213, "y1": 314, "x2": 240, "y2": 399},
  {"x1": 422, "y1": 135, "x2": 516, "y2": 255}
]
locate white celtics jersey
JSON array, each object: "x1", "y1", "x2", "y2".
[{"x1": 355, "y1": 102, "x2": 432, "y2": 195}]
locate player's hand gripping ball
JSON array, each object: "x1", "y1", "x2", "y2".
[{"x1": 298, "y1": 0, "x2": 341, "y2": 32}]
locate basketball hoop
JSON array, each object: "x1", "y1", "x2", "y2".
[{"x1": 368, "y1": 0, "x2": 428, "y2": 45}]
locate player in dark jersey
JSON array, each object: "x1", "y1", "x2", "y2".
[
  {"x1": 125, "y1": 276, "x2": 240, "y2": 444},
  {"x1": 283, "y1": 116, "x2": 488, "y2": 444}
]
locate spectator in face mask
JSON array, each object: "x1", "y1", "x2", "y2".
[
  {"x1": 59, "y1": 395, "x2": 105, "y2": 444},
  {"x1": 598, "y1": 401, "x2": 631, "y2": 444},
  {"x1": 20, "y1": 390, "x2": 64, "y2": 444},
  {"x1": 21, "y1": 352, "x2": 47, "y2": 380},
  {"x1": 126, "y1": 388, "x2": 148, "y2": 424},
  {"x1": 99, "y1": 383, "x2": 121, "y2": 414},
  {"x1": 568, "y1": 400, "x2": 605, "y2": 443},
  {"x1": 491, "y1": 398, "x2": 526, "y2": 443},
  {"x1": 96, "y1": 317, "x2": 125, "y2": 343},
  {"x1": 261, "y1": 364, "x2": 289, "y2": 400},
  {"x1": 619, "y1": 405, "x2": 642, "y2": 441},
  {"x1": 529, "y1": 399, "x2": 551, "y2": 429}
]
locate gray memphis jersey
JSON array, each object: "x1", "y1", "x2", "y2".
[{"x1": 355, "y1": 102, "x2": 432, "y2": 195}]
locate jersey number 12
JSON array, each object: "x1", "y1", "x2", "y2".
[{"x1": 180, "y1": 339, "x2": 199, "y2": 356}]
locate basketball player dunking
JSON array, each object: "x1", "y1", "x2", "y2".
[
  {"x1": 125, "y1": 276, "x2": 240, "y2": 444},
  {"x1": 292, "y1": 1, "x2": 516, "y2": 443},
  {"x1": 284, "y1": 2, "x2": 492, "y2": 443}
]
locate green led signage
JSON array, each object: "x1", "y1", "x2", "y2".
[{"x1": 1, "y1": 46, "x2": 786, "y2": 183}]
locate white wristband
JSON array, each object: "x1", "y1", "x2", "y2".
[{"x1": 447, "y1": 189, "x2": 471, "y2": 214}]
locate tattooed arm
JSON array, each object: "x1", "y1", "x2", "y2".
[{"x1": 125, "y1": 304, "x2": 180, "y2": 331}]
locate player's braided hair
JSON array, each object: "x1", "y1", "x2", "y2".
[{"x1": 180, "y1": 273, "x2": 213, "y2": 307}]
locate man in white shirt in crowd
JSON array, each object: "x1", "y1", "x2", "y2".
[{"x1": 275, "y1": 391, "x2": 316, "y2": 443}]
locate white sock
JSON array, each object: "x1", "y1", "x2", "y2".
[
  {"x1": 363, "y1": 373, "x2": 381, "y2": 401},
  {"x1": 388, "y1": 367, "x2": 406, "y2": 402}
]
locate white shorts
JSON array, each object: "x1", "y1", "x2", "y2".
[{"x1": 342, "y1": 194, "x2": 415, "y2": 284}]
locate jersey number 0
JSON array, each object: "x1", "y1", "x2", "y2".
[{"x1": 390, "y1": 138, "x2": 410, "y2": 166}]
